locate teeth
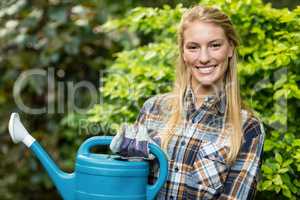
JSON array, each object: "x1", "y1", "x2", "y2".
[
  {"x1": 196, "y1": 65, "x2": 214, "y2": 68},
  {"x1": 196, "y1": 65, "x2": 216, "y2": 74}
]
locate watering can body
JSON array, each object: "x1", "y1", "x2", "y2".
[
  {"x1": 74, "y1": 136, "x2": 167, "y2": 200},
  {"x1": 9, "y1": 113, "x2": 168, "y2": 200}
]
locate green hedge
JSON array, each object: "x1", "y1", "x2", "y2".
[
  {"x1": 0, "y1": 0, "x2": 299, "y2": 199},
  {"x1": 85, "y1": 0, "x2": 300, "y2": 199},
  {"x1": 0, "y1": 1, "x2": 158, "y2": 199}
]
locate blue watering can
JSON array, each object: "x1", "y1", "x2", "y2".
[{"x1": 8, "y1": 113, "x2": 168, "y2": 200}]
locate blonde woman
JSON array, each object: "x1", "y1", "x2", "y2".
[{"x1": 111, "y1": 5, "x2": 265, "y2": 200}]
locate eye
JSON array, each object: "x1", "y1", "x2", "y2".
[
  {"x1": 210, "y1": 43, "x2": 222, "y2": 49},
  {"x1": 187, "y1": 45, "x2": 198, "y2": 49}
]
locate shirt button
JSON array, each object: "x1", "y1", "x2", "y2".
[
  {"x1": 174, "y1": 166, "x2": 179, "y2": 172},
  {"x1": 181, "y1": 141, "x2": 186, "y2": 146}
]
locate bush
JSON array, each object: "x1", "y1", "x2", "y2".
[
  {"x1": 85, "y1": 1, "x2": 300, "y2": 199},
  {"x1": 0, "y1": 1, "x2": 158, "y2": 199}
]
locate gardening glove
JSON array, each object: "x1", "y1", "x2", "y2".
[{"x1": 110, "y1": 123, "x2": 156, "y2": 160}]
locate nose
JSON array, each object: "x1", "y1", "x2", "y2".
[{"x1": 197, "y1": 49, "x2": 210, "y2": 64}]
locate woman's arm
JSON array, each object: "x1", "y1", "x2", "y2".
[{"x1": 219, "y1": 118, "x2": 265, "y2": 200}]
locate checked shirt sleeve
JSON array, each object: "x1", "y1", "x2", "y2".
[{"x1": 219, "y1": 118, "x2": 265, "y2": 200}]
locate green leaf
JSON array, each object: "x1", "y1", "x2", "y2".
[
  {"x1": 274, "y1": 185, "x2": 281, "y2": 193},
  {"x1": 273, "y1": 174, "x2": 283, "y2": 186},
  {"x1": 275, "y1": 152, "x2": 283, "y2": 164},
  {"x1": 282, "y1": 159, "x2": 293, "y2": 168},
  {"x1": 263, "y1": 139, "x2": 273, "y2": 151},
  {"x1": 293, "y1": 179, "x2": 300, "y2": 187},
  {"x1": 282, "y1": 188, "x2": 292, "y2": 198},
  {"x1": 261, "y1": 180, "x2": 272, "y2": 190},
  {"x1": 278, "y1": 168, "x2": 289, "y2": 173},
  {"x1": 262, "y1": 164, "x2": 273, "y2": 174},
  {"x1": 292, "y1": 139, "x2": 300, "y2": 147}
]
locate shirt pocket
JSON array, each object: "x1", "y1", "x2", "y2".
[{"x1": 186, "y1": 141, "x2": 229, "y2": 196}]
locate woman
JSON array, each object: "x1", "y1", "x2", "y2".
[{"x1": 111, "y1": 5, "x2": 265, "y2": 200}]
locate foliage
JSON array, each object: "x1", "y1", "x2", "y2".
[
  {"x1": 0, "y1": 0, "x2": 299, "y2": 199},
  {"x1": 0, "y1": 0, "x2": 171, "y2": 199},
  {"x1": 0, "y1": 0, "x2": 107, "y2": 198},
  {"x1": 0, "y1": 0, "x2": 207, "y2": 199},
  {"x1": 85, "y1": 0, "x2": 300, "y2": 199}
]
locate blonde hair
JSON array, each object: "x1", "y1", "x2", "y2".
[{"x1": 161, "y1": 5, "x2": 243, "y2": 164}]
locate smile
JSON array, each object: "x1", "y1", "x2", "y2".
[{"x1": 195, "y1": 65, "x2": 217, "y2": 74}]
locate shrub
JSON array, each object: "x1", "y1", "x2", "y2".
[{"x1": 86, "y1": 1, "x2": 300, "y2": 199}]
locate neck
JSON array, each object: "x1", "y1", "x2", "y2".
[{"x1": 190, "y1": 78, "x2": 224, "y2": 108}]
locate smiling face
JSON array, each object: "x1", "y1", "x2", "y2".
[{"x1": 183, "y1": 21, "x2": 233, "y2": 94}]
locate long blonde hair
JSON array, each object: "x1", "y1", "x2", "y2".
[{"x1": 161, "y1": 5, "x2": 243, "y2": 164}]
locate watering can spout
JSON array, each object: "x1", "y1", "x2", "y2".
[
  {"x1": 8, "y1": 113, "x2": 75, "y2": 200},
  {"x1": 9, "y1": 113, "x2": 35, "y2": 147}
]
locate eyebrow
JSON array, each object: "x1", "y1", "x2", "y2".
[{"x1": 185, "y1": 39, "x2": 224, "y2": 45}]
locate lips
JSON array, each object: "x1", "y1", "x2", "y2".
[{"x1": 194, "y1": 65, "x2": 217, "y2": 74}]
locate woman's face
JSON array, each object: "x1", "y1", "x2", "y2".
[{"x1": 183, "y1": 21, "x2": 233, "y2": 91}]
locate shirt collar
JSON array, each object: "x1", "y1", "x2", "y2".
[{"x1": 183, "y1": 85, "x2": 226, "y2": 117}]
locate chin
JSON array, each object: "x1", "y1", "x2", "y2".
[
  {"x1": 192, "y1": 74, "x2": 217, "y2": 86},
  {"x1": 200, "y1": 81, "x2": 214, "y2": 86},
  {"x1": 198, "y1": 81, "x2": 215, "y2": 87}
]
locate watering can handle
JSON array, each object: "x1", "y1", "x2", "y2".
[
  {"x1": 78, "y1": 136, "x2": 168, "y2": 200},
  {"x1": 146, "y1": 143, "x2": 168, "y2": 200},
  {"x1": 78, "y1": 136, "x2": 113, "y2": 154}
]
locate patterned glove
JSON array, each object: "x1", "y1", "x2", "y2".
[{"x1": 110, "y1": 123, "x2": 155, "y2": 160}]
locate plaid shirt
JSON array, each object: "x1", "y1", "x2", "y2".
[{"x1": 134, "y1": 86, "x2": 265, "y2": 200}]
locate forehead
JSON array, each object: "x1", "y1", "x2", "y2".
[{"x1": 183, "y1": 21, "x2": 227, "y2": 43}]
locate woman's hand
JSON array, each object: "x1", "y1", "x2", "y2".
[{"x1": 110, "y1": 123, "x2": 152, "y2": 159}]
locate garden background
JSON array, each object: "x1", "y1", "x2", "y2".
[{"x1": 0, "y1": 0, "x2": 299, "y2": 199}]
